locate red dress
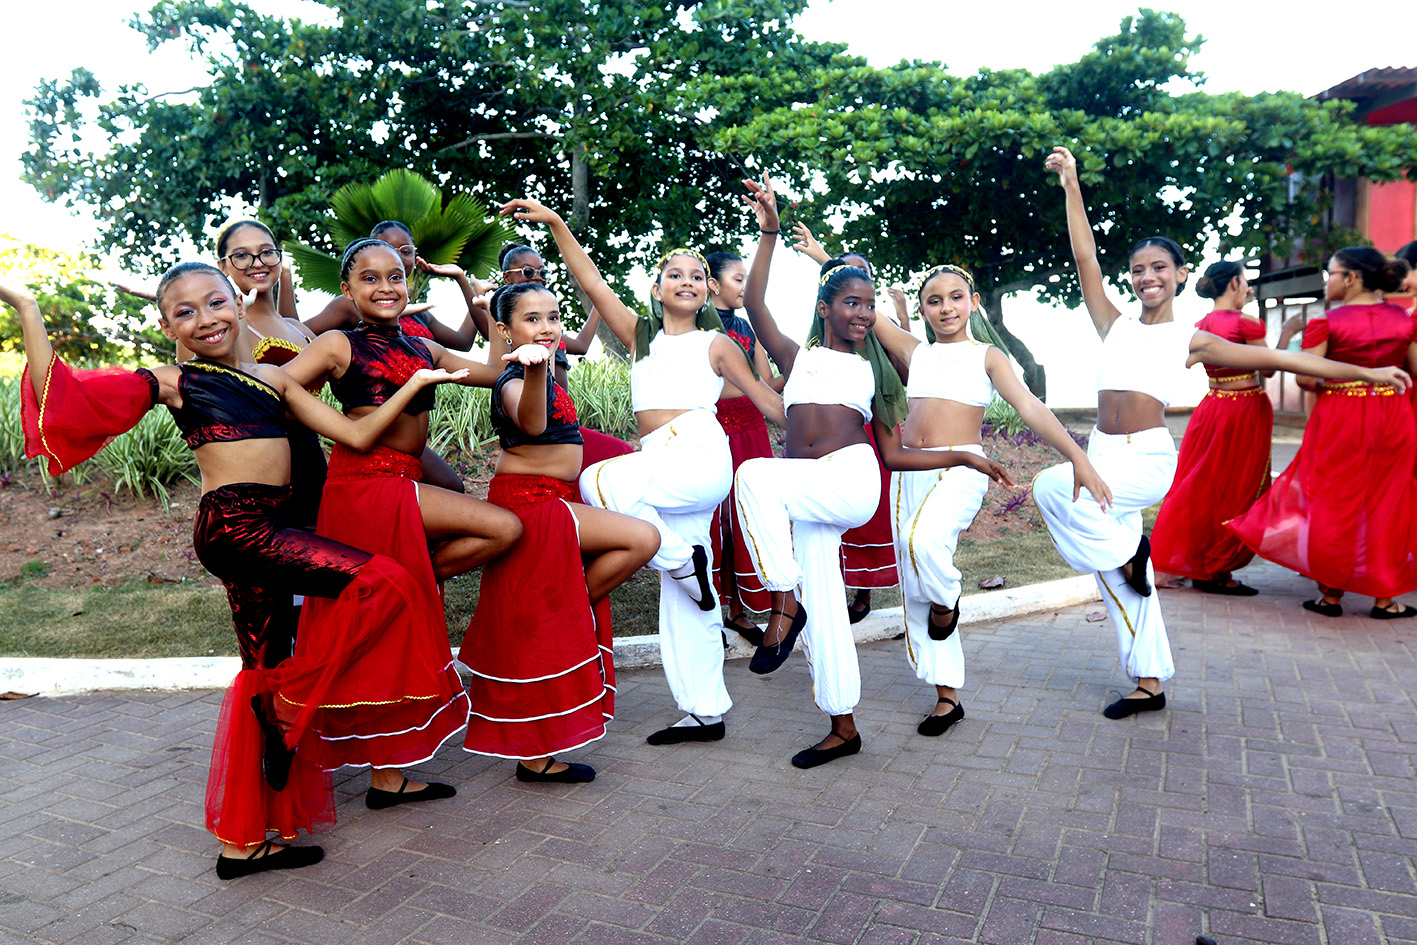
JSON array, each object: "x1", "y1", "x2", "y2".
[
  {"x1": 1229, "y1": 302, "x2": 1417, "y2": 598},
  {"x1": 711, "y1": 393, "x2": 773, "y2": 612},
  {"x1": 1150, "y1": 310, "x2": 1272, "y2": 581},
  {"x1": 840, "y1": 421, "x2": 899, "y2": 589}
]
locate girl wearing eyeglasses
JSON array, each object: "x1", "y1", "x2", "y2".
[
  {"x1": 1230, "y1": 247, "x2": 1417, "y2": 619},
  {"x1": 502, "y1": 196, "x2": 788, "y2": 748}
]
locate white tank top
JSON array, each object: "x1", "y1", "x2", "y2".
[
  {"x1": 783, "y1": 345, "x2": 875, "y2": 421},
  {"x1": 1095, "y1": 316, "x2": 1194, "y2": 407},
  {"x1": 906, "y1": 340, "x2": 994, "y2": 407},
  {"x1": 629, "y1": 329, "x2": 724, "y2": 413}
]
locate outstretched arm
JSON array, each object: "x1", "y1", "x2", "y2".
[
  {"x1": 0, "y1": 281, "x2": 55, "y2": 401},
  {"x1": 888, "y1": 286, "x2": 911, "y2": 331},
  {"x1": 277, "y1": 262, "x2": 298, "y2": 320},
  {"x1": 870, "y1": 297, "x2": 921, "y2": 364},
  {"x1": 497, "y1": 346, "x2": 554, "y2": 438},
  {"x1": 790, "y1": 222, "x2": 831, "y2": 266},
  {"x1": 303, "y1": 296, "x2": 362, "y2": 335},
  {"x1": 742, "y1": 175, "x2": 800, "y2": 377},
  {"x1": 711, "y1": 334, "x2": 787, "y2": 427},
  {"x1": 265, "y1": 365, "x2": 468, "y2": 452},
  {"x1": 415, "y1": 257, "x2": 494, "y2": 349},
  {"x1": 1045, "y1": 146, "x2": 1122, "y2": 338},
  {"x1": 872, "y1": 416, "x2": 1016, "y2": 483},
  {"x1": 987, "y1": 347, "x2": 1111, "y2": 509},
  {"x1": 1189, "y1": 330, "x2": 1411, "y2": 391},
  {"x1": 500, "y1": 198, "x2": 641, "y2": 353}
]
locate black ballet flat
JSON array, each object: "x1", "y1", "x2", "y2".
[
  {"x1": 1302, "y1": 598, "x2": 1343, "y2": 618},
  {"x1": 790, "y1": 733, "x2": 862, "y2": 769},
  {"x1": 250, "y1": 695, "x2": 294, "y2": 793},
  {"x1": 724, "y1": 613, "x2": 764, "y2": 647},
  {"x1": 365, "y1": 776, "x2": 457, "y2": 810},
  {"x1": 918, "y1": 697, "x2": 965, "y2": 737},
  {"x1": 927, "y1": 600, "x2": 961, "y2": 642},
  {"x1": 1125, "y1": 536, "x2": 1153, "y2": 597},
  {"x1": 847, "y1": 595, "x2": 871, "y2": 625},
  {"x1": 216, "y1": 839, "x2": 323, "y2": 880},
  {"x1": 749, "y1": 602, "x2": 807, "y2": 675},
  {"x1": 1192, "y1": 578, "x2": 1259, "y2": 597},
  {"x1": 646, "y1": 714, "x2": 726, "y2": 745},
  {"x1": 1370, "y1": 603, "x2": 1417, "y2": 620},
  {"x1": 1102, "y1": 686, "x2": 1166, "y2": 720},
  {"x1": 514, "y1": 758, "x2": 596, "y2": 783}
]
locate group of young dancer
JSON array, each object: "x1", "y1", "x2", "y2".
[{"x1": 8, "y1": 144, "x2": 1415, "y2": 879}]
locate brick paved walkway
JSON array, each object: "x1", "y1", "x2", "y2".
[{"x1": 3, "y1": 559, "x2": 1416, "y2": 945}]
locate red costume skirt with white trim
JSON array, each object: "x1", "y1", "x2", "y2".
[
  {"x1": 1229, "y1": 386, "x2": 1417, "y2": 598},
  {"x1": 294, "y1": 444, "x2": 469, "y2": 770},
  {"x1": 459, "y1": 474, "x2": 615, "y2": 760},
  {"x1": 1151, "y1": 386, "x2": 1272, "y2": 581},
  {"x1": 840, "y1": 422, "x2": 899, "y2": 589},
  {"x1": 710, "y1": 395, "x2": 773, "y2": 611}
]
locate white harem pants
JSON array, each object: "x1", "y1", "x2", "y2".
[
  {"x1": 735, "y1": 443, "x2": 880, "y2": 716},
  {"x1": 1032, "y1": 426, "x2": 1176, "y2": 682},
  {"x1": 892, "y1": 446, "x2": 989, "y2": 689},
  {"x1": 580, "y1": 408, "x2": 733, "y2": 717}
]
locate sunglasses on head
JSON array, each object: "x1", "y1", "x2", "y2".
[{"x1": 503, "y1": 265, "x2": 549, "y2": 282}]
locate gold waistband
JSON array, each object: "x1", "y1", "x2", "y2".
[
  {"x1": 1208, "y1": 386, "x2": 1266, "y2": 399},
  {"x1": 1322, "y1": 380, "x2": 1395, "y2": 396},
  {"x1": 1208, "y1": 372, "x2": 1259, "y2": 386}
]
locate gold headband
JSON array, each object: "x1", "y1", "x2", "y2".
[
  {"x1": 921, "y1": 263, "x2": 975, "y2": 292},
  {"x1": 818, "y1": 264, "x2": 850, "y2": 286},
  {"x1": 658, "y1": 247, "x2": 708, "y2": 271}
]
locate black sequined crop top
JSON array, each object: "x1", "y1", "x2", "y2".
[
  {"x1": 327, "y1": 324, "x2": 436, "y2": 416},
  {"x1": 164, "y1": 360, "x2": 287, "y2": 449},
  {"x1": 719, "y1": 310, "x2": 757, "y2": 361},
  {"x1": 491, "y1": 364, "x2": 584, "y2": 450}
]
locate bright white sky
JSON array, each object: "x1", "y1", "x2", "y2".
[{"x1": 4, "y1": 1, "x2": 1411, "y2": 404}]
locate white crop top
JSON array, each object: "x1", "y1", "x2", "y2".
[
  {"x1": 1095, "y1": 316, "x2": 1195, "y2": 407},
  {"x1": 629, "y1": 329, "x2": 725, "y2": 413},
  {"x1": 783, "y1": 345, "x2": 875, "y2": 421},
  {"x1": 906, "y1": 340, "x2": 994, "y2": 407}
]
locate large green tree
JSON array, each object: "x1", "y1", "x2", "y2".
[
  {"x1": 709, "y1": 9, "x2": 1417, "y2": 396},
  {"x1": 23, "y1": 0, "x2": 827, "y2": 284}
]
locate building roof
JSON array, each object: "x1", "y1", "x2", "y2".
[{"x1": 1314, "y1": 68, "x2": 1417, "y2": 123}]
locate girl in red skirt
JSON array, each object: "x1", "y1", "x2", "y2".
[
  {"x1": 1230, "y1": 247, "x2": 1417, "y2": 618},
  {"x1": 283, "y1": 239, "x2": 530, "y2": 800},
  {"x1": 5, "y1": 266, "x2": 467, "y2": 877},
  {"x1": 458, "y1": 282, "x2": 660, "y2": 782},
  {"x1": 706, "y1": 251, "x2": 782, "y2": 642},
  {"x1": 1151, "y1": 260, "x2": 1273, "y2": 595}
]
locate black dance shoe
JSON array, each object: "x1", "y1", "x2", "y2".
[
  {"x1": 365, "y1": 777, "x2": 457, "y2": 809},
  {"x1": 927, "y1": 600, "x2": 961, "y2": 642},
  {"x1": 918, "y1": 697, "x2": 965, "y2": 737},
  {"x1": 646, "y1": 714, "x2": 726, "y2": 745},
  {"x1": 1102, "y1": 687, "x2": 1166, "y2": 720},
  {"x1": 1125, "y1": 536, "x2": 1153, "y2": 597},
  {"x1": 216, "y1": 840, "x2": 323, "y2": 880},
  {"x1": 790, "y1": 733, "x2": 862, "y2": 769},
  {"x1": 514, "y1": 759, "x2": 596, "y2": 783},
  {"x1": 250, "y1": 695, "x2": 294, "y2": 793},
  {"x1": 749, "y1": 602, "x2": 807, "y2": 675},
  {"x1": 671, "y1": 545, "x2": 715, "y2": 611}
]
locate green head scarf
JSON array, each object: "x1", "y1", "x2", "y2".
[{"x1": 810, "y1": 263, "x2": 907, "y2": 428}]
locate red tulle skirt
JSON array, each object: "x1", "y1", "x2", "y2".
[
  {"x1": 1229, "y1": 386, "x2": 1417, "y2": 598},
  {"x1": 22, "y1": 358, "x2": 156, "y2": 475},
  {"x1": 1151, "y1": 387, "x2": 1272, "y2": 580},
  {"x1": 710, "y1": 395, "x2": 773, "y2": 611},
  {"x1": 458, "y1": 474, "x2": 615, "y2": 759},
  {"x1": 295, "y1": 444, "x2": 468, "y2": 769},
  {"x1": 840, "y1": 422, "x2": 898, "y2": 589}
]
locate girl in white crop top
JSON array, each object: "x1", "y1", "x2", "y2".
[
  {"x1": 1039, "y1": 145, "x2": 1410, "y2": 723},
  {"x1": 734, "y1": 176, "x2": 1013, "y2": 771},
  {"x1": 869, "y1": 264, "x2": 1111, "y2": 737},
  {"x1": 504, "y1": 196, "x2": 786, "y2": 748}
]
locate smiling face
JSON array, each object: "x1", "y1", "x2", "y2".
[
  {"x1": 919, "y1": 271, "x2": 978, "y2": 342},
  {"x1": 709, "y1": 259, "x2": 747, "y2": 310},
  {"x1": 341, "y1": 244, "x2": 408, "y2": 323},
  {"x1": 652, "y1": 253, "x2": 709, "y2": 315},
  {"x1": 217, "y1": 223, "x2": 279, "y2": 295},
  {"x1": 158, "y1": 271, "x2": 243, "y2": 360},
  {"x1": 503, "y1": 249, "x2": 547, "y2": 286},
  {"x1": 496, "y1": 286, "x2": 562, "y2": 351},
  {"x1": 1129, "y1": 245, "x2": 1186, "y2": 311},
  {"x1": 817, "y1": 276, "x2": 876, "y2": 348}
]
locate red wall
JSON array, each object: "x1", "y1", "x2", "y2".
[{"x1": 1369, "y1": 179, "x2": 1416, "y2": 251}]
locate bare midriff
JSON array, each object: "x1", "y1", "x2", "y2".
[
  {"x1": 349, "y1": 406, "x2": 430, "y2": 456},
  {"x1": 635, "y1": 407, "x2": 693, "y2": 439},
  {"x1": 193, "y1": 438, "x2": 293, "y2": 494},
  {"x1": 495, "y1": 442, "x2": 582, "y2": 483},
  {"x1": 785, "y1": 404, "x2": 870, "y2": 459},
  {"x1": 901, "y1": 398, "x2": 985, "y2": 449},
  {"x1": 1096, "y1": 389, "x2": 1166, "y2": 436}
]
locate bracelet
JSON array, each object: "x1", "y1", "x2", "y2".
[{"x1": 759, "y1": 228, "x2": 780, "y2": 235}]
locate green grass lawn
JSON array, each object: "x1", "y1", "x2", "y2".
[{"x1": 0, "y1": 512, "x2": 1148, "y2": 659}]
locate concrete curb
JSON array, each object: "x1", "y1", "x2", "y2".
[{"x1": 0, "y1": 575, "x2": 1101, "y2": 695}]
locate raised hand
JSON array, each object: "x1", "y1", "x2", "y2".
[
  {"x1": 412, "y1": 367, "x2": 471, "y2": 387},
  {"x1": 0, "y1": 279, "x2": 38, "y2": 312},
  {"x1": 1044, "y1": 146, "x2": 1079, "y2": 186},
  {"x1": 742, "y1": 174, "x2": 780, "y2": 232},
  {"x1": 115, "y1": 281, "x2": 157, "y2": 302},
  {"x1": 415, "y1": 256, "x2": 466, "y2": 279},
  {"x1": 500, "y1": 198, "x2": 562, "y2": 227},
  {"x1": 790, "y1": 222, "x2": 826, "y2": 261},
  {"x1": 504, "y1": 342, "x2": 552, "y2": 366},
  {"x1": 1370, "y1": 366, "x2": 1412, "y2": 393},
  {"x1": 888, "y1": 286, "x2": 908, "y2": 311}
]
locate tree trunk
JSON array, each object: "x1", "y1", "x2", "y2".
[
  {"x1": 982, "y1": 287, "x2": 1047, "y2": 400},
  {"x1": 568, "y1": 98, "x2": 589, "y2": 235}
]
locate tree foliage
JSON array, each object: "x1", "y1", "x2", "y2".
[
  {"x1": 708, "y1": 9, "x2": 1417, "y2": 395},
  {"x1": 0, "y1": 237, "x2": 166, "y2": 363},
  {"x1": 23, "y1": 0, "x2": 827, "y2": 286}
]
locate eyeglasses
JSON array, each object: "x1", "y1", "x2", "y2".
[
  {"x1": 503, "y1": 266, "x2": 549, "y2": 283},
  {"x1": 395, "y1": 245, "x2": 417, "y2": 260},
  {"x1": 222, "y1": 248, "x2": 283, "y2": 270},
  {"x1": 1326, "y1": 268, "x2": 1354, "y2": 280}
]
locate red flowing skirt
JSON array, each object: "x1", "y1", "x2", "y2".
[
  {"x1": 579, "y1": 427, "x2": 634, "y2": 473},
  {"x1": 459, "y1": 474, "x2": 615, "y2": 759},
  {"x1": 296, "y1": 445, "x2": 469, "y2": 769},
  {"x1": 1229, "y1": 387, "x2": 1417, "y2": 598},
  {"x1": 1151, "y1": 387, "x2": 1272, "y2": 580},
  {"x1": 840, "y1": 422, "x2": 898, "y2": 589},
  {"x1": 710, "y1": 395, "x2": 773, "y2": 611}
]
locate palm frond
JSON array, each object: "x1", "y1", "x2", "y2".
[{"x1": 286, "y1": 241, "x2": 344, "y2": 296}]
